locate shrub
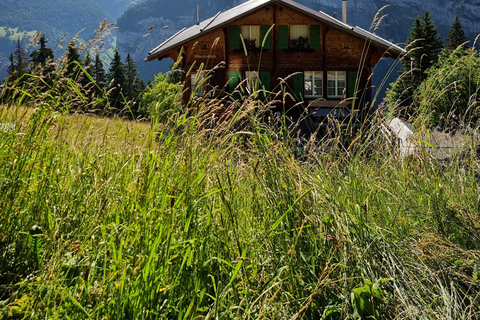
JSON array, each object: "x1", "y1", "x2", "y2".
[
  {"x1": 414, "y1": 48, "x2": 480, "y2": 128},
  {"x1": 140, "y1": 73, "x2": 182, "y2": 122}
]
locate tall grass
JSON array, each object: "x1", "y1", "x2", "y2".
[
  {"x1": 0, "y1": 73, "x2": 479, "y2": 320},
  {"x1": 1, "y1": 21, "x2": 480, "y2": 316}
]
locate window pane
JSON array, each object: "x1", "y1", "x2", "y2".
[
  {"x1": 250, "y1": 27, "x2": 260, "y2": 45},
  {"x1": 241, "y1": 26, "x2": 250, "y2": 39},
  {"x1": 290, "y1": 25, "x2": 308, "y2": 39},
  {"x1": 241, "y1": 26, "x2": 260, "y2": 47},
  {"x1": 337, "y1": 72, "x2": 346, "y2": 96},
  {"x1": 327, "y1": 71, "x2": 336, "y2": 81},
  {"x1": 337, "y1": 80, "x2": 345, "y2": 96},
  {"x1": 304, "y1": 71, "x2": 313, "y2": 96},
  {"x1": 314, "y1": 73, "x2": 323, "y2": 96},
  {"x1": 304, "y1": 71, "x2": 323, "y2": 97},
  {"x1": 326, "y1": 71, "x2": 346, "y2": 97}
]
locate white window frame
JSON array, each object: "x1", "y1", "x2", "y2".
[
  {"x1": 241, "y1": 25, "x2": 260, "y2": 48},
  {"x1": 304, "y1": 71, "x2": 323, "y2": 98},
  {"x1": 191, "y1": 72, "x2": 205, "y2": 97},
  {"x1": 327, "y1": 71, "x2": 346, "y2": 98}
]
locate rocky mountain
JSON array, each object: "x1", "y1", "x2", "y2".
[
  {"x1": 116, "y1": 0, "x2": 480, "y2": 89},
  {"x1": 0, "y1": 0, "x2": 116, "y2": 80},
  {"x1": 309, "y1": 0, "x2": 480, "y2": 44},
  {"x1": 94, "y1": 0, "x2": 148, "y2": 20},
  {"x1": 116, "y1": 0, "x2": 239, "y2": 80}
]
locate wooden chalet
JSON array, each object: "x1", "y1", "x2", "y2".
[{"x1": 146, "y1": 0, "x2": 405, "y2": 119}]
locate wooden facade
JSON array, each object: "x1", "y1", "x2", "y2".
[{"x1": 146, "y1": 0, "x2": 403, "y2": 116}]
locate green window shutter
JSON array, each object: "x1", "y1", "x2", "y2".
[
  {"x1": 230, "y1": 25, "x2": 240, "y2": 50},
  {"x1": 347, "y1": 71, "x2": 358, "y2": 98},
  {"x1": 259, "y1": 71, "x2": 271, "y2": 90},
  {"x1": 260, "y1": 70, "x2": 271, "y2": 99},
  {"x1": 228, "y1": 71, "x2": 240, "y2": 99},
  {"x1": 309, "y1": 25, "x2": 320, "y2": 49},
  {"x1": 293, "y1": 72, "x2": 304, "y2": 100},
  {"x1": 260, "y1": 25, "x2": 272, "y2": 49},
  {"x1": 278, "y1": 25, "x2": 289, "y2": 49}
]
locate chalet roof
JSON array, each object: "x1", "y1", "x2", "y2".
[{"x1": 146, "y1": 0, "x2": 405, "y2": 62}]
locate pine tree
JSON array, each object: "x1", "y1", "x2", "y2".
[
  {"x1": 420, "y1": 11, "x2": 443, "y2": 71},
  {"x1": 11, "y1": 38, "x2": 29, "y2": 78},
  {"x1": 80, "y1": 51, "x2": 95, "y2": 93},
  {"x1": 84, "y1": 52, "x2": 93, "y2": 73},
  {"x1": 447, "y1": 14, "x2": 468, "y2": 51},
  {"x1": 124, "y1": 53, "x2": 143, "y2": 100},
  {"x1": 107, "y1": 50, "x2": 126, "y2": 109},
  {"x1": 93, "y1": 54, "x2": 107, "y2": 94},
  {"x1": 29, "y1": 34, "x2": 54, "y2": 67},
  {"x1": 7, "y1": 53, "x2": 15, "y2": 76},
  {"x1": 64, "y1": 40, "x2": 81, "y2": 79},
  {"x1": 387, "y1": 11, "x2": 443, "y2": 118},
  {"x1": 405, "y1": 18, "x2": 424, "y2": 72}
]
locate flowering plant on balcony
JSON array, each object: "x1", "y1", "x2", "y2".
[
  {"x1": 290, "y1": 36, "x2": 308, "y2": 49},
  {"x1": 244, "y1": 38, "x2": 257, "y2": 50}
]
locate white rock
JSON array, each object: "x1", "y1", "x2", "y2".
[{"x1": 388, "y1": 117, "x2": 415, "y2": 157}]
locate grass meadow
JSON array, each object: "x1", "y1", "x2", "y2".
[{"x1": 0, "y1": 92, "x2": 479, "y2": 320}]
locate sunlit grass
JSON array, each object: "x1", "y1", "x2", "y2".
[{"x1": 0, "y1": 93, "x2": 479, "y2": 319}]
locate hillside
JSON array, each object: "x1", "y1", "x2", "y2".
[{"x1": 0, "y1": 0, "x2": 115, "y2": 79}]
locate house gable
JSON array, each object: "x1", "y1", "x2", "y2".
[{"x1": 146, "y1": 0, "x2": 405, "y2": 110}]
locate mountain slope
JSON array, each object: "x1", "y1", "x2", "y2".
[{"x1": 94, "y1": 0, "x2": 148, "y2": 20}]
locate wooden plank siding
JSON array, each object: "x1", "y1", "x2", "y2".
[{"x1": 155, "y1": 2, "x2": 388, "y2": 111}]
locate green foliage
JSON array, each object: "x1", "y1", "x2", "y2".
[
  {"x1": 351, "y1": 279, "x2": 390, "y2": 319},
  {"x1": 414, "y1": 47, "x2": 480, "y2": 128},
  {"x1": 447, "y1": 14, "x2": 468, "y2": 51},
  {"x1": 28, "y1": 225, "x2": 44, "y2": 270},
  {"x1": 140, "y1": 72, "x2": 181, "y2": 121},
  {"x1": 29, "y1": 34, "x2": 54, "y2": 68},
  {"x1": 420, "y1": 11, "x2": 443, "y2": 70},
  {"x1": 386, "y1": 11, "x2": 444, "y2": 120},
  {"x1": 1, "y1": 85, "x2": 480, "y2": 318},
  {"x1": 64, "y1": 40, "x2": 82, "y2": 79},
  {"x1": 0, "y1": 30, "x2": 148, "y2": 117},
  {"x1": 107, "y1": 50, "x2": 126, "y2": 110},
  {"x1": 93, "y1": 53, "x2": 107, "y2": 93},
  {"x1": 8, "y1": 38, "x2": 28, "y2": 79},
  {"x1": 124, "y1": 53, "x2": 146, "y2": 115}
]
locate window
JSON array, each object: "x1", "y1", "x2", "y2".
[
  {"x1": 327, "y1": 71, "x2": 346, "y2": 98},
  {"x1": 191, "y1": 73, "x2": 205, "y2": 97},
  {"x1": 290, "y1": 25, "x2": 308, "y2": 40},
  {"x1": 241, "y1": 26, "x2": 260, "y2": 48},
  {"x1": 279, "y1": 25, "x2": 320, "y2": 49},
  {"x1": 289, "y1": 25, "x2": 308, "y2": 48},
  {"x1": 304, "y1": 71, "x2": 323, "y2": 97}
]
